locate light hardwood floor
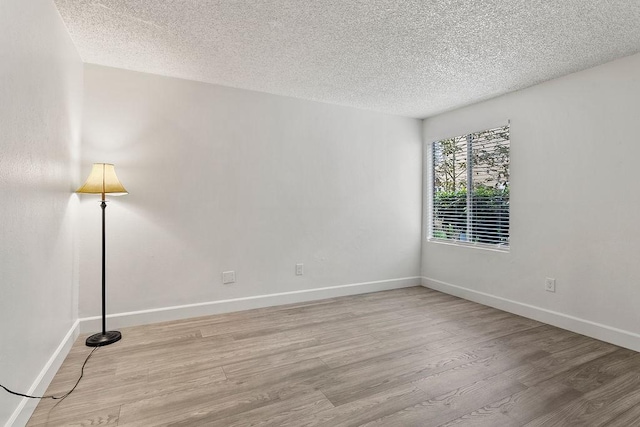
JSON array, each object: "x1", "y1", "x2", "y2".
[{"x1": 28, "y1": 287, "x2": 640, "y2": 426}]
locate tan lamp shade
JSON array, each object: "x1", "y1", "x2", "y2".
[{"x1": 77, "y1": 163, "x2": 128, "y2": 199}]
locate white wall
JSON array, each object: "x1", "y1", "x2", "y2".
[
  {"x1": 0, "y1": 1, "x2": 83, "y2": 425},
  {"x1": 422, "y1": 52, "x2": 640, "y2": 349},
  {"x1": 78, "y1": 64, "x2": 422, "y2": 323}
]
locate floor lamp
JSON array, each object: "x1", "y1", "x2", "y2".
[{"x1": 77, "y1": 163, "x2": 128, "y2": 347}]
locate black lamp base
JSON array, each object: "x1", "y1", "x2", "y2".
[{"x1": 86, "y1": 331, "x2": 122, "y2": 347}]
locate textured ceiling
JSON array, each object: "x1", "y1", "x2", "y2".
[{"x1": 54, "y1": 0, "x2": 640, "y2": 118}]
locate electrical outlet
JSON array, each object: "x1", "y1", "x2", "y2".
[
  {"x1": 295, "y1": 263, "x2": 304, "y2": 276},
  {"x1": 545, "y1": 277, "x2": 556, "y2": 293},
  {"x1": 222, "y1": 270, "x2": 236, "y2": 284}
]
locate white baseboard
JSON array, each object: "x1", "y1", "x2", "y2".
[
  {"x1": 422, "y1": 277, "x2": 640, "y2": 352},
  {"x1": 79, "y1": 277, "x2": 422, "y2": 333},
  {"x1": 6, "y1": 320, "x2": 80, "y2": 427}
]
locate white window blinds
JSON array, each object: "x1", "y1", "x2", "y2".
[{"x1": 430, "y1": 124, "x2": 510, "y2": 249}]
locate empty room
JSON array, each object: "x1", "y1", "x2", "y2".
[{"x1": 2, "y1": 0, "x2": 640, "y2": 426}]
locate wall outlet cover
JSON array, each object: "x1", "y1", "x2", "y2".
[
  {"x1": 545, "y1": 277, "x2": 556, "y2": 293},
  {"x1": 222, "y1": 270, "x2": 236, "y2": 284}
]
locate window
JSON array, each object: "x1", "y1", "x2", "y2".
[{"x1": 428, "y1": 124, "x2": 510, "y2": 250}]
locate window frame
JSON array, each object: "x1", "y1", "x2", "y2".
[{"x1": 426, "y1": 123, "x2": 510, "y2": 252}]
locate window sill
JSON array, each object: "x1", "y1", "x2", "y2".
[{"x1": 427, "y1": 237, "x2": 510, "y2": 253}]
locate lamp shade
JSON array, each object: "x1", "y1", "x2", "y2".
[{"x1": 77, "y1": 163, "x2": 128, "y2": 197}]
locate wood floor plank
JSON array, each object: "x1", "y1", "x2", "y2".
[
  {"x1": 360, "y1": 373, "x2": 527, "y2": 427},
  {"x1": 525, "y1": 372, "x2": 640, "y2": 426},
  {"x1": 603, "y1": 403, "x2": 640, "y2": 426},
  {"x1": 28, "y1": 405, "x2": 121, "y2": 427},
  {"x1": 438, "y1": 408, "x2": 515, "y2": 427},
  {"x1": 318, "y1": 340, "x2": 546, "y2": 406},
  {"x1": 116, "y1": 380, "x2": 316, "y2": 426},
  {"x1": 117, "y1": 358, "x2": 330, "y2": 426},
  {"x1": 27, "y1": 286, "x2": 640, "y2": 426},
  {"x1": 471, "y1": 379, "x2": 582, "y2": 425},
  {"x1": 553, "y1": 348, "x2": 639, "y2": 394},
  {"x1": 221, "y1": 334, "x2": 378, "y2": 379},
  {"x1": 505, "y1": 338, "x2": 619, "y2": 387},
  {"x1": 191, "y1": 391, "x2": 333, "y2": 427},
  {"x1": 283, "y1": 384, "x2": 431, "y2": 427}
]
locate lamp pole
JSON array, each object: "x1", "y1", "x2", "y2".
[
  {"x1": 78, "y1": 163, "x2": 126, "y2": 347},
  {"x1": 100, "y1": 197, "x2": 107, "y2": 336}
]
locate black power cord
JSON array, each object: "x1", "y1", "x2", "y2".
[{"x1": 1, "y1": 347, "x2": 98, "y2": 401}]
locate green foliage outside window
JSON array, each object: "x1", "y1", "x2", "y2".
[{"x1": 432, "y1": 187, "x2": 509, "y2": 245}]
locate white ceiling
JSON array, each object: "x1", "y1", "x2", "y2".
[{"x1": 54, "y1": 0, "x2": 640, "y2": 118}]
